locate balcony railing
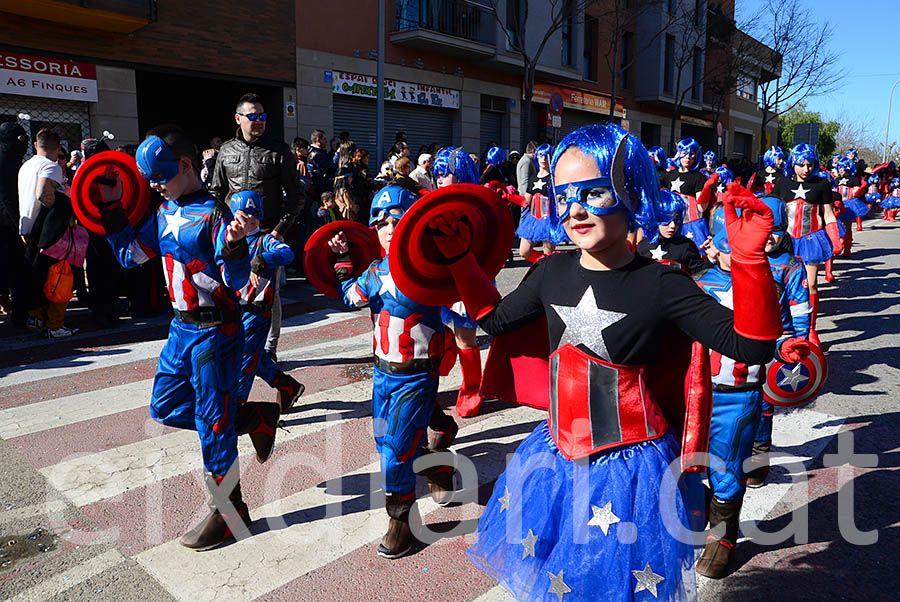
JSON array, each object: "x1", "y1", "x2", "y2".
[{"x1": 394, "y1": 0, "x2": 496, "y2": 46}]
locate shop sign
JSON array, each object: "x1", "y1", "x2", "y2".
[
  {"x1": 332, "y1": 71, "x2": 460, "y2": 109},
  {"x1": 0, "y1": 51, "x2": 98, "y2": 102},
  {"x1": 529, "y1": 82, "x2": 624, "y2": 117}
]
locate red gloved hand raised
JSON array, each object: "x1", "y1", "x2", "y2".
[
  {"x1": 697, "y1": 172, "x2": 720, "y2": 208},
  {"x1": 825, "y1": 222, "x2": 843, "y2": 255},
  {"x1": 779, "y1": 337, "x2": 811, "y2": 363},
  {"x1": 723, "y1": 182, "x2": 781, "y2": 341},
  {"x1": 427, "y1": 212, "x2": 473, "y2": 264}
]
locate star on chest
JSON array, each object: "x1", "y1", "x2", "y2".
[
  {"x1": 161, "y1": 206, "x2": 195, "y2": 243},
  {"x1": 711, "y1": 283, "x2": 735, "y2": 310},
  {"x1": 550, "y1": 286, "x2": 627, "y2": 361},
  {"x1": 670, "y1": 176, "x2": 685, "y2": 193},
  {"x1": 378, "y1": 271, "x2": 399, "y2": 298},
  {"x1": 534, "y1": 177, "x2": 547, "y2": 190},
  {"x1": 716, "y1": 183, "x2": 726, "y2": 194},
  {"x1": 650, "y1": 245, "x2": 667, "y2": 261},
  {"x1": 838, "y1": 178, "x2": 849, "y2": 186},
  {"x1": 765, "y1": 173, "x2": 776, "y2": 183},
  {"x1": 791, "y1": 184, "x2": 810, "y2": 200}
]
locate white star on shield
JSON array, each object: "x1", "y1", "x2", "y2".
[
  {"x1": 551, "y1": 287, "x2": 627, "y2": 361},
  {"x1": 778, "y1": 362, "x2": 809, "y2": 391}
]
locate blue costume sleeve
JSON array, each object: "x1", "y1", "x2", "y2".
[
  {"x1": 260, "y1": 234, "x2": 295, "y2": 267},
  {"x1": 778, "y1": 262, "x2": 811, "y2": 349},
  {"x1": 338, "y1": 261, "x2": 378, "y2": 309},
  {"x1": 211, "y1": 210, "x2": 250, "y2": 291},
  {"x1": 105, "y1": 214, "x2": 160, "y2": 269}
]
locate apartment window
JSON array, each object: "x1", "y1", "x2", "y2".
[
  {"x1": 664, "y1": 35, "x2": 675, "y2": 93},
  {"x1": 691, "y1": 47, "x2": 702, "y2": 101},
  {"x1": 620, "y1": 32, "x2": 632, "y2": 89},
  {"x1": 583, "y1": 18, "x2": 597, "y2": 80},
  {"x1": 737, "y1": 74, "x2": 757, "y2": 100},
  {"x1": 506, "y1": 0, "x2": 522, "y2": 49},
  {"x1": 561, "y1": 0, "x2": 575, "y2": 66},
  {"x1": 668, "y1": 0, "x2": 677, "y2": 13}
]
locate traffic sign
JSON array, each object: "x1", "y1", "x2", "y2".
[{"x1": 550, "y1": 93, "x2": 564, "y2": 115}]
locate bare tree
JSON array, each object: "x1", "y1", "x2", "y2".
[
  {"x1": 485, "y1": 0, "x2": 597, "y2": 145},
  {"x1": 752, "y1": 0, "x2": 844, "y2": 155},
  {"x1": 665, "y1": 3, "x2": 708, "y2": 154}
]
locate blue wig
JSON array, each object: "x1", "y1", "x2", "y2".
[
  {"x1": 433, "y1": 147, "x2": 480, "y2": 184},
  {"x1": 836, "y1": 157, "x2": 856, "y2": 176},
  {"x1": 651, "y1": 190, "x2": 686, "y2": 242},
  {"x1": 715, "y1": 165, "x2": 735, "y2": 186},
  {"x1": 764, "y1": 146, "x2": 785, "y2": 169},
  {"x1": 675, "y1": 138, "x2": 702, "y2": 171},
  {"x1": 830, "y1": 154, "x2": 841, "y2": 168},
  {"x1": 814, "y1": 168, "x2": 835, "y2": 187},
  {"x1": 846, "y1": 148, "x2": 858, "y2": 160},
  {"x1": 891, "y1": 177, "x2": 900, "y2": 190},
  {"x1": 549, "y1": 123, "x2": 661, "y2": 236},
  {"x1": 703, "y1": 150, "x2": 718, "y2": 167},
  {"x1": 666, "y1": 157, "x2": 678, "y2": 171},
  {"x1": 534, "y1": 143, "x2": 552, "y2": 167},
  {"x1": 486, "y1": 146, "x2": 506, "y2": 167},
  {"x1": 648, "y1": 146, "x2": 667, "y2": 167},
  {"x1": 789, "y1": 143, "x2": 820, "y2": 173},
  {"x1": 869, "y1": 173, "x2": 880, "y2": 186}
]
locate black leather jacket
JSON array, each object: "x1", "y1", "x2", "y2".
[{"x1": 210, "y1": 129, "x2": 303, "y2": 234}]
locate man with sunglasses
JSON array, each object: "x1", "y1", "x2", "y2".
[{"x1": 212, "y1": 92, "x2": 304, "y2": 363}]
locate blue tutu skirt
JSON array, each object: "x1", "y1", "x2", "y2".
[
  {"x1": 882, "y1": 196, "x2": 899, "y2": 209},
  {"x1": 681, "y1": 219, "x2": 710, "y2": 253},
  {"x1": 517, "y1": 212, "x2": 552, "y2": 242},
  {"x1": 842, "y1": 198, "x2": 870, "y2": 219},
  {"x1": 792, "y1": 229, "x2": 833, "y2": 265},
  {"x1": 467, "y1": 423, "x2": 701, "y2": 602}
]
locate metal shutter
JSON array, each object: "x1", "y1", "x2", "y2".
[
  {"x1": 333, "y1": 95, "x2": 454, "y2": 160},
  {"x1": 0, "y1": 93, "x2": 91, "y2": 160},
  {"x1": 480, "y1": 111, "x2": 503, "y2": 155},
  {"x1": 561, "y1": 109, "x2": 603, "y2": 137}
]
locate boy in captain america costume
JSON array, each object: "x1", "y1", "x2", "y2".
[
  {"x1": 694, "y1": 202, "x2": 809, "y2": 578},
  {"x1": 98, "y1": 125, "x2": 280, "y2": 551},
  {"x1": 661, "y1": 138, "x2": 719, "y2": 252},
  {"x1": 326, "y1": 185, "x2": 454, "y2": 560},
  {"x1": 227, "y1": 190, "x2": 305, "y2": 412},
  {"x1": 745, "y1": 194, "x2": 812, "y2": 488}
]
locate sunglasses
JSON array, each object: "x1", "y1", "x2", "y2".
[{"x1": 237, "y1": 112, "x2": 267, "y2": 122}]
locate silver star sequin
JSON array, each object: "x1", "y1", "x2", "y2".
[
  {"x1": 632, "y1": 562, "x2": 665, "y2": 597},
  {"x1": 650, "y1": 246, "x2": 666, "y2": 261},
  {"x1": 498, "y1": 487, "x2": 510, "y2": 512},
  {"x1": 670, "y1": 176, "x2": 685, "y2": 193},
  {"x1": 778, "y1": 363, "x2": 808, "y2": 391},
  {"x1": 551, "y1": 287, "x2": 627, "y2": 361},
  {"x1": 521, "y1": 529, "x2": 538, "y2": 559},
  {"x1": 791, "y1": 184, "x2": 810, "y2": 200},
  {"x1": 547, "y1": 569, "x2": 572, "y2": 601},
  {"x1": 587, "y1": 501, "x2": 620, "y2": 535},
  {"x1": 565, "y1": 183, "x2": 579, "y2": 199},
  {"x1": 765, "y1": 173, "x2": 776, "y2": 183}
]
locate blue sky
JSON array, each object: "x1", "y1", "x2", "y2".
[{"x1": 739, "y1": 0, "x2": 898, "y2": 140}]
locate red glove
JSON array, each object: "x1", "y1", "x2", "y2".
[
  {"x1": 779, "y1": 337, "x2": 811, "y2": 363},
  {"x1": 723, "y1": 182, "x2": 781, "y2": 340},
  {"x1": 427, "y1": 213, "x2": 500, "y2": 320},
  {"x1": 854, "y1": 180, "x2": 870, "y2": 199},
  {"x1": 697, "y1": 172, "x2": 720, "y2": 209},
  {"x1": 825, "y1": 221, "x2": 843, "y2": 255}
]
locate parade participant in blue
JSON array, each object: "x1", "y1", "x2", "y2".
[
  {"x1": 693, "y1": 199, "x2": 808, "y2": 578},
  {"x1": 481, "y1": 146, "x2": 508, "y2": 185},
  {"x1": 865, "y1": 174, "x2": 882, "y2": 217},
  {"x1": 882, "y1": 177, "x2": 900, "y2": 222},
  {"x1": 662, "y1": 138, "x2": 719, "y2": 252},
  {"x1": 773, "y1": 143, "x2": 842, "y2": 348},
  {"x1": 749, "y1": 146, "x2": 786, "y2": 194},
  {"x1": 637, "y1": 190, "x2": 707, "y2": 275},
  {"x1": 834, "y1": 157, "x2": 870, "y2": 234},
  {"x1": 433, "y1": 147, "x2": 489, "y2": 417},
  {"x1": 847, "y1": 147, "x2": 867, "y2": 176},
  {"x1": 647, "y1": 145, "x2": 669, "y2": 181},
  {"x1": 516, "y1": 144, "x2": 566, "y2": 262},
  {"x1": 228, "y1": 190, "x2": 305, "y2": 413},
  {"x1": 427, "y1": 123, "x2": 780, "y2": 601},
  {"x1": 744, "y1": 194, "x2": 812, "y2": 488},
  {"x1": 701, "y1": 150, "x2": 718, "y2": 178},
  {"x1": 98, "y1": 125, "x2": 280, "y2": 551},
  {"x1": 326, "y1": 185, "x2": 452, "y2": 559}
]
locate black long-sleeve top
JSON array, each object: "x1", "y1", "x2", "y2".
[{"x1": 478, "y1": 251, "x2": 774, "y2": 367}]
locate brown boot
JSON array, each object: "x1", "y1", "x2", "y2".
[
  {"x1": 273, "y1": 371, "x2": 305, "y2": 413},
  {"x1": 235, "y1": 402, "x2": 280, "y2": 463},
  {"x1": 696, "y1": 497, "x2": 742, "y2": 579},
  {"x1": 746, "y1": 442, "x2": 771, "y2": 489},
  {"x1": 180, "y1": 472, "x2": 251, "y2": 551},
  {"x1": 425, "y1": 465, "x2": 455, "y2": 506},
  {"x1": 427, "y1": 407, "x2": 458, "y2": 451},
  {"x1": 378, "y1": 493, "x2": 415, "y2": 559}
]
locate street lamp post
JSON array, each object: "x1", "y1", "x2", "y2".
[{"x1": 883, "y1": 77, "x2": 900, "y2": 164}]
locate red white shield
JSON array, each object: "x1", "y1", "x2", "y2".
[{"x1": 763, "y1": 342, "x2": 827, "y2": 407}]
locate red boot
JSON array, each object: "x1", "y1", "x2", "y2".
[
  {"x1": 824, "y1": 259, "x2": 834, "y2": 283},
  {"x1": 455, "y1": 347, "x2": 484, "y2": 418},
  {"x1": 855, "y1": 216, "x2": 863, "y2": 231},
  {"x1": 842, "y1": 227, "x2": 853, "y2": 257},
  {"x1": 808, "y1": 292, "x2": 821, "y2": 348}
]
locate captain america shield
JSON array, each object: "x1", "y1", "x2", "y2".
[{"x1": 763, "y1": 343, "x2": 828, "y2": 408}]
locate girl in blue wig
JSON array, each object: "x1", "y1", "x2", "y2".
[
  {"x1": 433, "y1": 147, "x2": 480, "y2": 186},
  {"x1": 835, "y1": 156, "x2": 871, "y2": 237},
  {"x1": 661, "y1": 138, "x2": 717, "y2": 253},
  {"x1": 480, "y1": 146, "x2": 509, "y2": 185},
  {"x1": 701, "y1": 150, "x2": 717, "y2": 177},
  {"x1": 750, "y1": 146, "x2": 786, "y2": 194},
  {"x1": 773, "y1": 143, "x2": 843, "y2": 347},
  {"x1": 882, "y1": 177, "x2": 900, "y2": 221},
  {"x1": 648, "y1": 145, "x2": 669, "y2": 181},
  {"x1": 864, "y1": 173, "x2": 883, "y2": 218},
  {"x1": 517, "y1": 143, "x2": 567, "y2": 260},
  {"x1": 637, "y1": 189, "x2": 707, "y2": 274},
  {"x1": 425, "y1": 123, "x2": 781, "y2": 600}
]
